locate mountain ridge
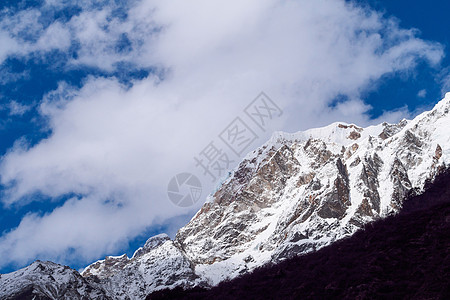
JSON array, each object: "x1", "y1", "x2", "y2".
[{"x1": 1, "y1": 93, "x2": 450, "y2": 299}]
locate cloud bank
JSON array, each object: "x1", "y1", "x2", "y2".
[{"x1": 0, "y1": 0, "x2": 444, "y2": 269}]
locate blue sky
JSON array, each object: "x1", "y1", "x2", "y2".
[
  {"x1": 354, "y1": 0, "x2": 450, "y2": 117},
  {"x1": 0, "y1": 0, "x2": 449, "y2": 273}
]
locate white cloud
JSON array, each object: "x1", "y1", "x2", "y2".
[
  {"x1": 0, "y1": 0, "x2": 445, "y2": 268},
  {"x1": 417, "y1": 89, "x2": 427, "y2": 98},
  {"x1": 7, "y1": 100, "x2": 31, "y2": 116},
  {"x1": 0, "y1": 8, "x2": 71, "y2": 63},
  {"x1": 35, "y1": 21, "x2": 72, "y2": 52},
  {"x1": 0, "y1": 31, "x2": 19, "y2": 63},
  {"x1": 0, "y1": 100, "x2": 31, "y2": 117}
]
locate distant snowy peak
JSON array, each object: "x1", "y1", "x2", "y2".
[
  {"x1": 0, "y1": 260, "x2": 110, "y2": 299},
  {"x1": 80, "y1": 233, "x2": 202, "y2": 299},
  {"x1": 82, "y1": 233, "x2": 185, "y2": 276},
  {"x1": 132, "y1": 233, "x2": 170, "y2": 259},
  {"x1": 81, "y1": 234, "x2": 170, "y2": 279},
  {"x1": 81, "y1": 254, "x2": 129, "y2": 279}
]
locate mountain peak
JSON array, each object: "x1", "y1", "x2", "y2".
[
  {"x1": 132, "y1": 233, "x2": 170, "y2": 258},
  {"x1": 0, "y1": 259, "x2": 109, "y2": 299},
  {"x1": 433, "y1": 91, "x2": 450, "y2": 112}
]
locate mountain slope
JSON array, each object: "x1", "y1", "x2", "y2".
[
  {"x1": 2, "y1": 93, "x2": 450, "y2": 299},
  {"x1": 147, "y1": 167, "x2": 450, "y2": 300},
  {"x1": 171, "y1": 93, "x2": 450, "y2": 285}
]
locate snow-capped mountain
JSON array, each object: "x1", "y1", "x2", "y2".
[
  {"x1": 0, "y1": 261, "x2": 110, "y2": 299},
  {"x1": 173, "y1": 93, "x2": 449, "y2": 286},
  {"x1": 80, "y1": 234, "x2": 203, "y2": 299},
  {"x1": 2, "y1": 93, "x2": 450, "y2": 299}
]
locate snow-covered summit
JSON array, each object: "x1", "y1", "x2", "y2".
[{"x1": 132, "y1": 233, "x2": 170, "y2": 259}]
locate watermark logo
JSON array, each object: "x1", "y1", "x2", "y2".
[
  {"x1": 167, "y1": 173, "x2": 202, "y2": 207},
  {"x1": 168, "y1": 92, "x2": 282, "y2": 207}
]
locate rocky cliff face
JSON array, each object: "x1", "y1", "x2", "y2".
[{"x1": 2, "y1": 94, "x2": 450, "y2": 299}]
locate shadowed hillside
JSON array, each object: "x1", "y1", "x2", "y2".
[{"x1": 148, "y1": 169, "x2": 450, "y2": 300}]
